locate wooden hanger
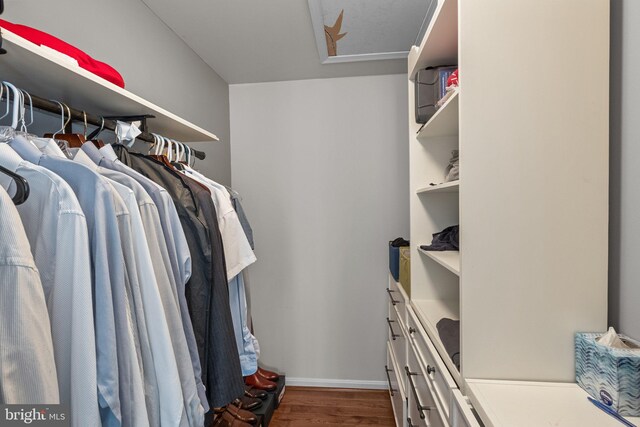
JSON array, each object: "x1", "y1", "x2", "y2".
[{"x1": 44, "y1": 104, "x2": 85, "y2": 148}]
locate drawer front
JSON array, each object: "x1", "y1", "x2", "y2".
[
  {"x1": 388, "y1": 304, "x2": 407, "y2": 384},
  {"x1": 386, "y1": 343, "x2": 405, "y2": 427},
  {"x1": 450, "y1": 390, "x2": 482, "y2": 427},
  {"x1": 407, "y1": 307, "x2": 457, "y2": 418},
  {"x1": 388, "y1": 277, "x2": 407, "y2": 328},
  {"x1": 406, "y1": 347, "x2": 449, "y2": 427}
]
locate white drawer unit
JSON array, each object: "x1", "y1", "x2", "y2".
[
  {"x1": 387, "y1": 342, "x2": 406, "y2": 427},
  {"x1": 450, "y1": 390, "x2": 482, "y2": 427},
  {"x1": 407, "y1": 306, "x2": 457, "y2": 420},
  {"x1": 388, "y1": 309, "x2": 407, "y2": 391},
  {"x1": 406, "y1": 345, "x2": 449, "y2": 427}
]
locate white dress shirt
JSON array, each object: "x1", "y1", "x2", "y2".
[
  {"x1": 0, "y1": 185, "x2": 59, "y2": 404},
  {"x1": 0, "y1": 144, "x2": 99, "y2": 425},
  {"x1": 181, "y1": 167, "x2": 256, "y2": 278}
]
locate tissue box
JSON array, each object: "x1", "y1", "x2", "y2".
[
  {"x1": 576, "y1": 332, "x2": 640, "y2": 416},
  {"x1": 399, "y1": 247, "x2": 411, "y2": 297}
]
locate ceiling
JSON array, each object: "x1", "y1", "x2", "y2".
[{"x1": 140, "y1": 0, "x2": 409, "y2": 84}]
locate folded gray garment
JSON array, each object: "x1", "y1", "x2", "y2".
[{"x1": 436, "y1": 318, "x2": 460, "y2": 371}]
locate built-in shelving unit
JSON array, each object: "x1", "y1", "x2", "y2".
[
  {"x1": 416, "y1": 180, "x2": 459, "y2": 194},
  {"x1": 0, "y1": 28, "x2": 218, "y2": 142},
  {"x1": 407, "y1": 0, "x2": 609, "y2": 425},
  {"x1": 418, "y1": 248, "x2": 460, "y2": 276}
]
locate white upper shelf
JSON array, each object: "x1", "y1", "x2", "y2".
[
  {"x1": 418, "y1": 90, "x2": 459, "y2": 139},
  {"x1": 408, "y1": 0, "x2": 458, "y2": 81},
  {"x1": 0, "y1": 28, "x2": 218, "y2": 142}
]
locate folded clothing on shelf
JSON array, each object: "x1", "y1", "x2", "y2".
[
  {"x1": 420, "y1": 225, "x2": 459, "y2": 251},
  {"x1": 0, "y1": 19, "x2": 125, "y2": 88},
  {"x1": 436, "y1": 318, "x2": 460, "y2": 371},
  {"x1": 444, "y1": 150, "x2": 459, "y2": 182}
]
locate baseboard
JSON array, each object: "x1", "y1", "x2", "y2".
[{"x1": 285, "y1": 377, "x2": 387, "y2": 389}]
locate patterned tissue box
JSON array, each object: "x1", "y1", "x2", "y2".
[{"x1": 576, "y1": 332, "x2": 640, "y2": 416}]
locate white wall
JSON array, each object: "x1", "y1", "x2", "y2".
[
  {"x1": 230, "y1": 75, "x2": 409, "y2": 385},
  {"x1": 2, "y1": 0, "x2": 230, "y2": 184},
  {"x1": 609, "y1": 0, "x2": 640, "y2": 340}
]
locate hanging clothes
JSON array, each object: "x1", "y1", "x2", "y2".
[
  {"x1": 83, "y1": 142, "x2": 209, "y2": 415},
  {"x1": 9, "y1": 135, "x2": 147, "y2": 427},
  {"x1": 112, "y1": 145, "x2": 245, "y2": 408},
  {"x1": 0, "y1": 185, "x2": 59, "y2": 405},
  {"x1": 0, "y1": 144, "x2": 99, "y2": 425},
  {"x1": 180, "y1": 167, "x2": 259, "y2": 377},
  {"x1": 77, "y1": 144, "x2": 204, "y2": 427}
]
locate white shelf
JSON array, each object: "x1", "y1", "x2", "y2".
[
  {"x1": 466, "y1": 379, "x2": 640, "y2": 427},
  {"x1": 419, "y1": 248, "x2": 460, "y2": 276},
  {"x1": 0, "y1": 28, "x2": 218, "y2": 142},
  {"x1": 411, "y1": 298, "x2": 461, "y2": 385},
  {"x1": 417, "y1": 90, "x2": 459, "y2": 139},
  {"x1": 416, "y1": 180, "x2": 459, "y2": 194},
  {"x1": 408, "y1": 0, "x2": 458, "y2": 80}
]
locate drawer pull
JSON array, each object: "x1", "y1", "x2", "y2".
[
  {"x1": 405, "y1": 366, "x2": 430, "y2": 420},
  {"x1": 384, "y1": 365, "x2": 396, "y2": 396},
  {"x1": 386, "y1": 288, "x2": 400, "y2": 305},
  {"x1": 409, "y1": 327, "x2": 417, "y2": 335},
  {"x1": 407, "y1": 417, "x2": 417, "y2": 427},
  {"x1": 386, "y1": 317, "x2": 400, "y2": 340},
  {"x1": 427, "y1": 365, "x2": 436, "y2": 375}
]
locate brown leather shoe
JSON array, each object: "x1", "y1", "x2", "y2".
[
  {"x1": 225, "y1": 403, "x2": 258, "y2": 424},
  {"x1": 256, "y1": 367, "x2": 279, "y2": 381},
  {"x1": 232, "y1": 395, "x2": 262, "y2": 411},
  {"x1": 244, "y1": 373, "x2": 276, "y2": 391},
  {"x1": 213, "y1": 410, "x2": 252, "y2": 427},
  {"x1": 244, "y1": 385, "x2": 267, "y2": 400}
]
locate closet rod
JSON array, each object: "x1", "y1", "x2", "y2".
[{"x1": 10, "y1": 92, "x2": 207, "y2": 160}]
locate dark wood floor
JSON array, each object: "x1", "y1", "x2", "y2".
[{"x1": 270, "y1": 386, "x2": 395, "y2": 427}]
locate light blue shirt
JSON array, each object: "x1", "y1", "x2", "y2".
[{"x1": 10, "y1": 135, "x2": 126, "y2": 426}]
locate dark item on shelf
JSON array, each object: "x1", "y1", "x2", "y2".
[
  {"x1": 436, "y1": 318, "x2": 460, "y2": 371},
  {"x1": 420, "y1": 225, "x2": 459, "y2": 251},
  {"x1": 389, "y1": 238, "x2": 410, "y2": 281},
  {"x1": 415, "y1": 65, "x2": 457, "y2": 124}
]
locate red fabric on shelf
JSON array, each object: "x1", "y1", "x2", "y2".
[{"x1": 0, "y1": 19, "x2": 125, "y2": 88}]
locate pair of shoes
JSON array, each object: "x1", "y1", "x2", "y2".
[
  {"x1": 212, "y1": 409, "x2": 252, "y2": 427},
  {"x1": 214, "y1": 404, "x2": 257, "y2": 425},
  {"x1": 232, "y1": 395, "x2": 262, "y2": 411},
  {"x1": 244, "y1": 385, "x2": 267, "y2": 400},
  {"x1": 244, "y1": 373, "x2": 276, "y2": 391},
  {"x1": 257, "y1": 367, "x2": 279, "y2": 381}
]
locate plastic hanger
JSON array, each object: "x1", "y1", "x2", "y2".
[
  {"x1": 0, "y1": 163, "x2": 29, "y2": 205},
  {"x1": 2, "y1": 81, "x2": 21, "y2": 129}
]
